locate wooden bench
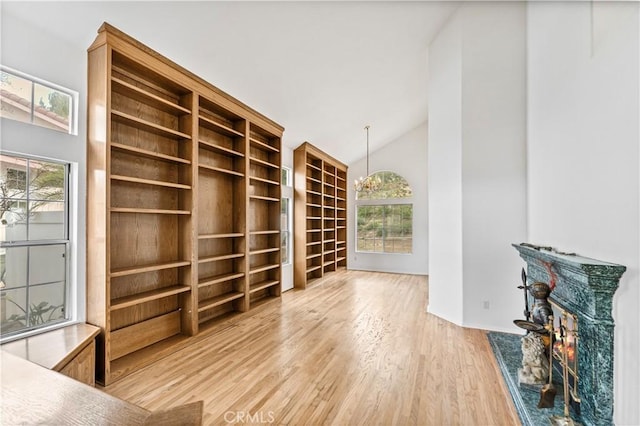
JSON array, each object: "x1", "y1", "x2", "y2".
[
  {"x1": 2, "y1": 323, "x2": 100, "y2": 386},
  {"x1": 1, "y1": 324, "x2": 203, "y2": 424},
  {"x1": 1, "y1": 350, "x2": 203, "y2": 425}
]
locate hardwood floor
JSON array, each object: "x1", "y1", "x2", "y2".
[{"x1": 104, "y1": 270, "x2": 520, "y2": 425}]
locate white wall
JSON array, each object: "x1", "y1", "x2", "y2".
[
  {"x1": 347, "y1": 122, "x2": 428, "y2": 275},
  {"x1": 427, "y1": 13, "x2": 464, "y2": 324},
  {"x1": 527, "y1": 2, "x2": 640, "y2": 423},
  {"x1": 460, "y1": 3, "x2": 528, "y2": 332},
  {"x1": 1, "y1": 12, "x2": 88, "y2": 323},
  {"x1": 427, "y1": 2, "x2": 528, "y2": 332}
]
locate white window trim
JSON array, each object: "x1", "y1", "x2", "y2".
[
  {"x1": 0, "y1": 152, "x2": 78, "y2": 343},
  {"x1": 1, "y1": 65, "x2": 79, "y2": 136},
  {"x1": 356, "y1": 196, "x2": 414, "y2": 207},
  {"x1": 281, "y1": 166, "x2": 293, "y2": 266}
]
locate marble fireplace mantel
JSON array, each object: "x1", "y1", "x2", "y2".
[{"x1": 512, "y1": 243, "x2": 626, "y2": 426}]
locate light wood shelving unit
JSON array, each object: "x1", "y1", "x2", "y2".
[
  {"x1": 87, "y1": 23, "x2": 283, "y2": 385},
  {"x1": 293, "y1": 142, "x2": 348, "y2": 289}
]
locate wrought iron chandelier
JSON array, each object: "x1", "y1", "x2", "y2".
[{"x1": 354, "y1": 125, "x2": 381, "y2": 193}]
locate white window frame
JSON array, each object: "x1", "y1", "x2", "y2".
[
  {"x1": 354, "y1": 171, "x2": 413, "y2": 255},
  {"x1": 1, "y1": 65, "x2": 79, "y2": 135},
  {"x1": 0, "y1": 152, "x2": 74, "y2": 342}
]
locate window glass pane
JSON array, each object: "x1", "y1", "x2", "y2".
[
  {"x1": 33, "y1": 83, "x2": 71, "y2": 133},
  {"x1": 29, "y1": 159, "x2": 65, "y2": 201},
  {"x1": 281, "y1": 197, "x2": 291, "y2": 265},
  {"x1": 280, "y1": 198, "x2": 288, "y2": 229},
  {"x1": 281, "y1": 231, "x2": 290, "y2": 265},
  {"x1": 357, "y1": 205, "x2": 380, "y2": 252},
  {"x1": 1, "y1": 68, "x2": 75, "y2": 134},
  {"x1": 1, "y1": 246, "x2": 28, "y2": 289},
  {"x1": 1, "y1": 156, "x2": 29, "y2": 240},
  {"x1": 281, "y1": 167, "x2": 291, "y2": 187},
  {"x1": 356, "y1": 204, "x2": 412, "y2": 254},
  {"x1": 385, "y1": 205, "x2": 412, "y2": 253},
  {"x1": 28, "y1": 201, "x2": 65, "y2": 240},
  {"x1": 1, "y1": 201, "x2": 28, "y2": 241},
  {"x1": 1, "y1": 287, "x2": 28, "y2": 335},
  {"x1": 1, "y1": 155, "x2": 28, "y2": 198},
  {"x1": 356, "y1": 171, "x2": 412, "y2": 200},
  {"x1": 0, "y1": 70, "x2": 33, "y2": 125},
  {"x1": 29, "y1": 245, "x2": 66, "y2": 285},
  {"x1": 374, "y1": 238, "x2": 383, "y2": 252},
  {"x1": 28, "y1": 281, "x2": 66, "y2": 327}
]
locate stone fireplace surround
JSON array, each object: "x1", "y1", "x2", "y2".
[{"x1": 501, "y1": 244, "x2": 627, "y2": 426}]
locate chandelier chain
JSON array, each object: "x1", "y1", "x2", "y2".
[{"x1": 354, "y1": 125, "x2": 381, "y2": 193}]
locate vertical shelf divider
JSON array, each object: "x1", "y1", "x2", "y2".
[
  {"x1": 241, "y1": 119, "x2": 251, "y2": 312},
  {"x1": 180, "y1": 92, "x2": 197, "y2": 336}
]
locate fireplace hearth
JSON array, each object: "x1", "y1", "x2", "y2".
[{"x1": 500, "y1": 244, "x2": 626, "y2": 426}]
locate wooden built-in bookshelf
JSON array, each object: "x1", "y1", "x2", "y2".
[
  {"x1": 293, "y1": 142, "x2": 348, "y2": 288},
  {"x1": 87, "y1": 23, "x2": 283, "y2": 385}
]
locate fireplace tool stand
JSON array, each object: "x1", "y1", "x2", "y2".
[{"x1": 549, "y1": 314, "x2": 581, "y2": 426}]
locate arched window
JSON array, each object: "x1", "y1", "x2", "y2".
[{"x1": 356, "y1": 171, "x2": 413, "y2": 254}]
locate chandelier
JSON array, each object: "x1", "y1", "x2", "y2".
[{"x1": 354, "y1": 125, "x2": 381, "y2": 193}]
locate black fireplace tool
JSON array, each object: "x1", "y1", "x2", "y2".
[
  {"x1": 538, "y1": 317, "x2": 557, "y2": 408},
  {"x1": 513, "y1": 268, "x2": 546, "y2": 337},
  {"x1": 518, "y1": 268, "x2": 531, "y2": 321}
]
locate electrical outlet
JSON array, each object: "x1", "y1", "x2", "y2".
[{"x1": 483, "y1": 300, "x2": 490, "y2": 310}]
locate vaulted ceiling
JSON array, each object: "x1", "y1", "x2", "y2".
[{"x1": 2, "y1": 1, "x2": 457, "y2": 164}]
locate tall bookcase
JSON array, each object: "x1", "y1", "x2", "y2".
[
  {"x1": 87, "y1": 23, "x2": 283, "y2": 385},
  {"x1": 293, "y1": 143, "x2": 347, "y2": 289}
]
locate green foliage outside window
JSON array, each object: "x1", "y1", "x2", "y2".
[
  {"x1": 356, "y1": 171, "x2": 413, "y2": 254},
  {"x1": 356, "y1": 171, "x2": 412, "y2": 200}
]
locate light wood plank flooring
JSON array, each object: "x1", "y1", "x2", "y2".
[{"x1": 104, "y1": 270, "x2": 520, "y2": 425}]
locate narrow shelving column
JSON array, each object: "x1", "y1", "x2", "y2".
[
  {"x1": 335, "y1": 169, "x2": 348, "y2": 267},
  {"x1": 322, "y1": 162, "x2": 337, "y2": 274},
  {"x1": 196, "y1": 97, "x2": 248, "y2": 328},
  {"x1": 247, "y1": 124, "x2": 282, "y2": 306}
]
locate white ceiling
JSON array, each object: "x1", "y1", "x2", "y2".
[{"x1": 2, "y1": 1, "x2": 457, "y2": 164}]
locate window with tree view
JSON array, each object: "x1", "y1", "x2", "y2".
[
  {"x1": 356, "y1": 171, "x2": 412, "y2": 254},
  {"x1": 0, "y1": 153, "x2": 69, "y2": 340},
  {"x1": 1, "y1": 66, "x2": 76, "y2": 135}
]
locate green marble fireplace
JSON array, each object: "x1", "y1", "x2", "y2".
[{"x1": 512, "y1": 244, "x2": 626, "y2": 426}]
